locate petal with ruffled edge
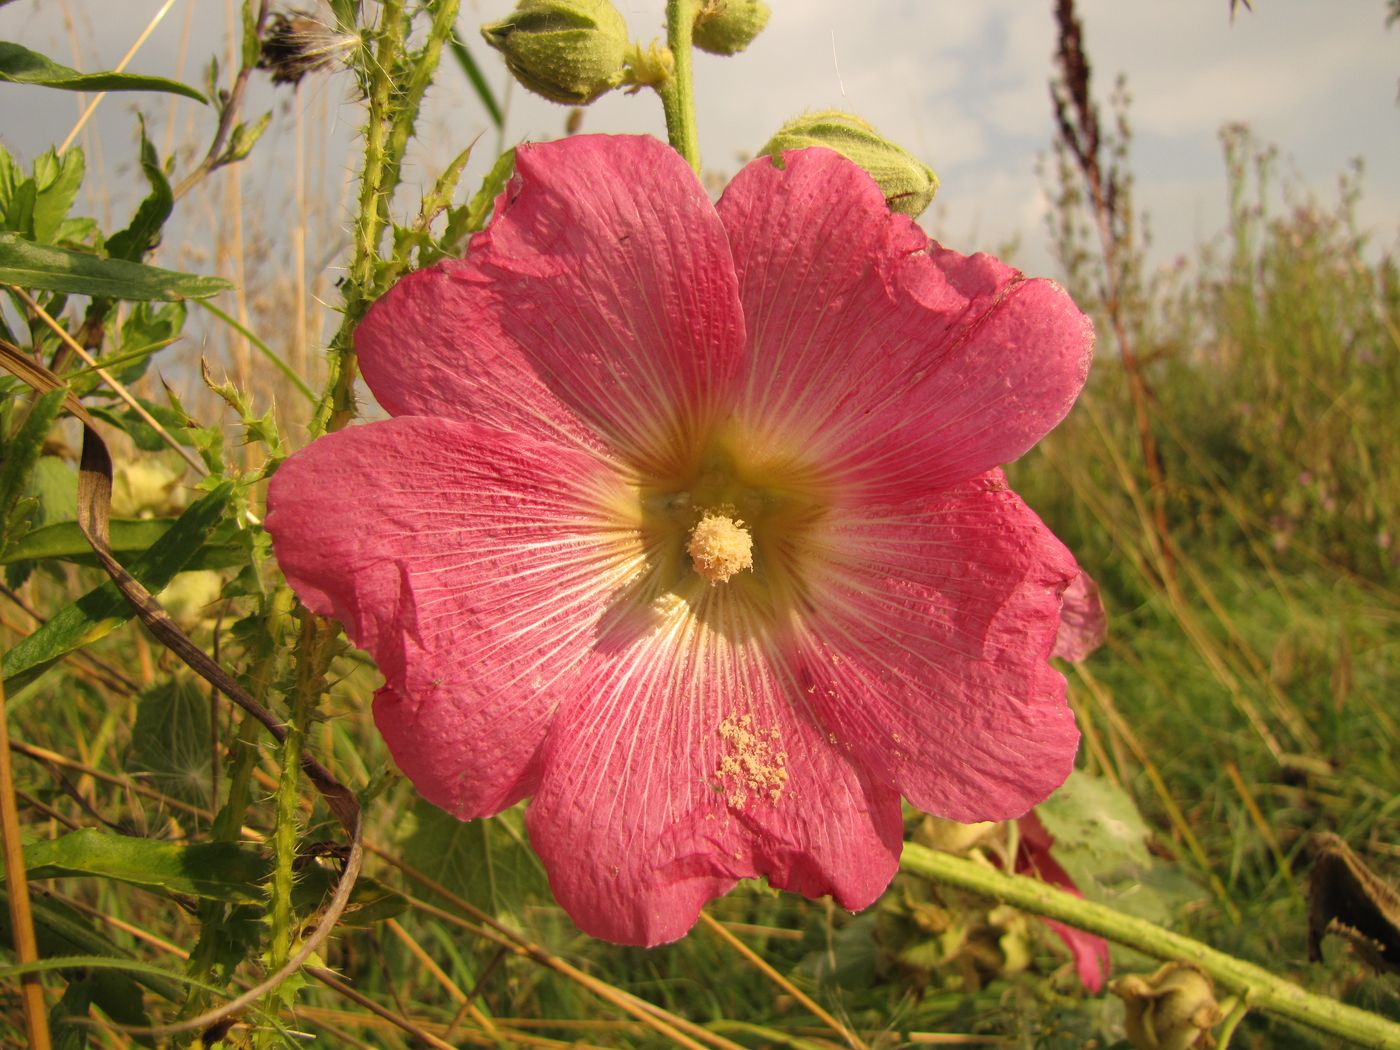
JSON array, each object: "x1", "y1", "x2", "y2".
[
  {"x1": 525, "y1": 585, "x2": 903, "y2": 946},
  {"x1": 794, "y1": 471, "x2": 1080, "y2": 822},
  {"x1": 1052, "y1": 569, "x2": 1107, "y2": 663},
  {"x1": 356, "y1": 135, "x2": 746, "y2": 473},
  {"x1": 265, "y1": 417, "x2": 636, "y2": 818},
  {"x1": 715, "y1": 148, "x2": 1092, "y2": 499}
]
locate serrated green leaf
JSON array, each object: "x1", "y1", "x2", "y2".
[
  {"x1": 26, "y1": 456, "x2": 78, "y2": 526},
  {"x1": 401, "y1": 798, "x2": 549, "y2": 925},
  {"x1": 1035, "y1": 771, "x2": 1153, "y2": 869},
  {"x1": 106, "y1": 120, "x2": 172, "y2": 263},
  {"x1": 0, "y1": 232, "x2": 230, "y2": 300},
  {"x1": 31, "y1": 147, "x2": 84, "y2": 244},
  {"x1": 1, "y1": 482, "x2": 233, "y2": 694},
  {"x1": 0, "y1": 41, "x2": 205, "y2": 101}
]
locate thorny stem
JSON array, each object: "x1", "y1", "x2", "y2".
[
  {"x1": 266, "y1": 614, "x2": 324, "y2": 977},
  {"x1": 659, "y1": 0, "x2": 701, "y2": 172},
  {"x1": 310, "y1": 0, "x2": 459, "y2": 438},
  {"x1": 900, "y1": 843, "x2": 1400, "y2": 1049}
]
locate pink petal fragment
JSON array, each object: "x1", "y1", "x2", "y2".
[
  {"x1": 526, "y1": 586, "x2": 903, "y2": 946},
  {"x1": 265, "y1": 417, "x2": 631, "y2": 818},
  {"x1": 1017, "y1": 813, "x2": 1111, "y2": 993},
  {"x1": 1052, "y1": 569, "x2": 1107, "y2": 663},
  {"x1": 716, "y1": 148, "x2": 1093, "y2": 499},
  {"x1": 357, "y1": 135, "x2": 746, "y2": 471},
  {"x1": 796, "y1": 471, "x2": 1081, "y2": 822}
]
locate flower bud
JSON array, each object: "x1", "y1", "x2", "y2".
[
  {"x1": 1111, "y1": 963, "x2": 1223, "y2": 1050},
  {"x1": 693, "y1": 0, "x2": 770, "y2": 56},
  {"x1": 759, "y1": 111, "x2": 939, "y2": 218},
  {"x1": 481, "y1": 0, "x2": 628, "y2": 106}
]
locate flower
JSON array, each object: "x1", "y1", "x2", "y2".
[{"x1": 265, "y1": 134, "x2": 1094, "y2": 946}]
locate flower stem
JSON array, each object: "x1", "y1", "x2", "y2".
[
  {"x1": 659, "y1": 0, "x2": 701, "y2": 172},
  {"x1": 899, "y1": 842, "x2": 1400, "y2": 1049}
]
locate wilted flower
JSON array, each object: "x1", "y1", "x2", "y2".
[
  {"x1": 258, "y1": 8, "x2": 359, "y2": 86},
  {"x1": 266, "y1": 134, "x2": 1093, "y2": 945}
]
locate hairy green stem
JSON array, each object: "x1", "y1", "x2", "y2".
[
  {"x1": 900, "y1": 843, "x2": 1400, "y2": 1048},
  {"x1": 658, "y1": 0, "x2": 700, "y2": 172},
  {"x1": 310, "y1": 0, "x2": 461, "y2": 438},
  {"x1": 310, "y1": 0, "x2": 404, "y2": 438},
  {"x1": 266, "y1": 616, "x2": 323, "y2": 981}
]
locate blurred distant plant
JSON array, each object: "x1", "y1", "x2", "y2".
[{"x1": 1048, "y1": 0, "x2": 1173, "y2": 588}]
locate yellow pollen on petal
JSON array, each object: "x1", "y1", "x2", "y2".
[
  {"x1": 715, "y1": 714, "x2": 788, "y2": 808},
  {"x1": 686, "y1": 513, "x2": 753, "y2": 584}
]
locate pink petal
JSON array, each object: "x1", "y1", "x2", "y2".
[
  {"x1": 795, "y1": 471, "x2": 1081, "y2": 822},
  {"x1": 1017, "y1": 813, "x2": 1111, "y2": 993},
  {"x1": 525, "y1": 585, "x2": 903, "y2": 946},
  {"x1": 356, "y1": 135, "x2": 746, "y2": 472},
  {"x1": 715, "y1": 148, "x2": 1093, "y2": 499},
  {"x1": 1051, "y1": 569, "x2": 1107, "y2": 663},
  {"x1": 265, "y1": 417, "x2": 632, "y2": 818}
]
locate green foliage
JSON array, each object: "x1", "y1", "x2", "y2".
[
  {"x1": 0, "y1": 232, "x2": 231, "y2": 300},
  {"x1": 0, "y1": 40, "x2": 205, "y2": 99},
  {"x1": 129, "y1": 677, "x2": 215, "y2": 809},
  {"x1": 1, "y1": 482, "x2": 233, "y2": 694},
  {"x1": 401, "y1": 798, "x2": 549, "y2": 927}
]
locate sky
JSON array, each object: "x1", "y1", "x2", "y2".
[{"x1": 4, "y1": 0, "x2": 1399, "y2": 279}]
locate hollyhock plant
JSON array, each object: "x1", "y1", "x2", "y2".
[{"x1": 265, "y1": 133, "x2": 1094, "y2": 946}]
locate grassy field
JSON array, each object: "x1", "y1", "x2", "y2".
[{"x1": 2, "y1": 6, "x2": 1398, "y2": 1049}]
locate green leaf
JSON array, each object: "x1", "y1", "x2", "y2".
[
  {"x1": 0, "y1": 232, "x2": 231, "y2": 300},
  {"x1": 1035, "y1": 770, "x2": 1153, "y2": 870},
  {"x1": 10, "y1": 829, "x2": 404, "y2": 926},
  {"x1": 0, "y1": 143, "x2": 20, "y2": 215},
  {"x1": 129, "y1": 678, "x2": 214, "y2": 809},
  {"x1": 20, "y1": 830, "x2": 269, "y2": 902},
  {"x1": 31, "y1": 147, "x2": 84, "y2": 245},
  {"x1": 2, "y1": 517, "x2": 169, "y2": 563},
  {"x1": 459, "y1": 148, "x2": 516, "y2": 239},
  {"x1": 401, "y1": 798, "x2": 548, "y2": 926},
  {"x1": 0, "y1": 387, "x2": 66, "y2": 542},
  {"x1": 1, "y1": 482, "x2": 233, "y2": 694},
  {"x1": 106, "y1": 120, "x2": 172, "y2": 263},
  {"x1": 0, "y1": 41, "x2": 205, "y2": 101}
]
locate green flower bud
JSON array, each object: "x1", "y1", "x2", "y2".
[
  {"x1": 759, "y1": 111, "x2": 939, "y2": 218},
  {"x1": 693, "y1": 0, "x2": 770, "y2": 56},
  {"x1": 482, "y1": 0, "x2": 628, "y2": 106},
  {"x1": 1112, "y1": 963, "x2": 1223, "y2": 1050}
]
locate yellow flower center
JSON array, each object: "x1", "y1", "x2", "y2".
[{"x1": 686, "y1": 513, "x2": 753, "y2": 584}]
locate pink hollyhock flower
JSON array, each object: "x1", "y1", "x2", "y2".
[{"x1": 266, "y1": 135, "x2": 1094, "y2": 946}]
